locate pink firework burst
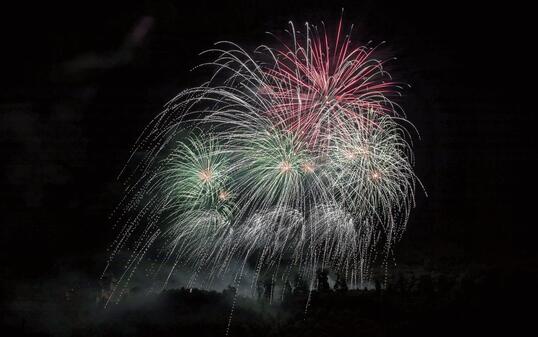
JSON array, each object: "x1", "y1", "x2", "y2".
[{"x1": 261, "y1": 19, "x2": 402, "y2": 148}]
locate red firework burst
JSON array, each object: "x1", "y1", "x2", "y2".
[{"x1": 261, "y1": 19, "x2": 401, "y2": 148}]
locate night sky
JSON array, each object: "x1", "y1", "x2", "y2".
[{"x1": 1, "y1": 0, "x2": 534, "y2": 310}]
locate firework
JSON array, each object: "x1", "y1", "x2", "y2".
[{"x1": 104, "y1": 18, "x2": 422, "y2": 303}]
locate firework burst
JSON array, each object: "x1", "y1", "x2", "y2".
[
  {"x1": 104, "y1": 18, "x2": 423, "y2": 304},
  {"x1": 259, "y1": 21, "x2": 402, "y2": 150}
]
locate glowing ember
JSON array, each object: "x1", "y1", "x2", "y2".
[
  {"x1": 357, "y1": 146, "x2": 370, "y2": 156},
  {"x1": 278, "y1": 161, "x2": 292, "y2": 173},
  {"x1": 198, "y1": 169, "x2": 213, "y2": 183},
  {"x1": 218, "y1": 190, "x2": 230, "y2": 201},
  {"x1": 343, "y1": 149, "x2": 356, "y2": 160},
  {"x1": 370, "y1": 170, "x2": 382, "y2": 181},
  {"x1": 301, "y1": 162, "x2": 315, "y2": 173}
]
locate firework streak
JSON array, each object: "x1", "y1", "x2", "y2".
[{"x1": 104, "y1": 19, "x2": 423, "y2": 304}]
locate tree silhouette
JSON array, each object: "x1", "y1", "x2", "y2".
[
  {"x1": 316, "y1": 269, "x2": 331, "y2": 292},
  {"x1": 263, "y1": 279, "x2": 273, "y2": 302},
  {"x1": 334, "y1": 272, "x2": 348, "y2": 292},
  {"x1": 293, "y1": 275, "x2": 308, "y2": 295}
]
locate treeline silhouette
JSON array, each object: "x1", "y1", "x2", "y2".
[
  {"x1": 82, "y1": 266, "x2": 538, "y2": 336},
  {"x1": 5, "y1": 264, "x2": 536, "y2": 337}
]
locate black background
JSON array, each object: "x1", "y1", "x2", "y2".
[{"x1": 1, "y1": 0, "x2": 535, "y2": 333}]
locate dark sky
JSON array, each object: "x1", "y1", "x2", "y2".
[{"x1": 1, "y1": 0, "x2": 534, "y2": 283}]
